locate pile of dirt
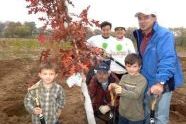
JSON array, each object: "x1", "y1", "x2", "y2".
[
  {"x1": 60, "y1": 84, "x2": 86, "y2": 124},
  {"x1": 170, "y1": 88, "x2": 186, "y2": 124},
  {"x1": 0, "y1": 59, "x2": 86, "y2": 124}
]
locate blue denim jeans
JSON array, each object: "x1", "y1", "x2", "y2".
[
  {"x1": 144, "y1": 92, "x2": 172, "y2": 124},
  {"x1": 118, "y1": 115, "x2": 144, "y2": 124}
]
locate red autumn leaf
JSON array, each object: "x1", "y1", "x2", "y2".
[{"x1": 38, "y1": 34, "x2": 46, "y2": 44}]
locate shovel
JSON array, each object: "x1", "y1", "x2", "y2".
[
  {"x1": 35, "y1": 97, "x2": 46, "y2": 124},
  {"x1": 150, "y1": 95, "x2": 159, "y2": 124},
  {"x1": 109, "y1": 91, "x2": 117, "y2": 124}
]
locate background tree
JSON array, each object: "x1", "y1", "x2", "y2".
[
  {"x1": 24, "y1": 21, "x2": 37, "y2": 37},
  {"x1": 2, "y1": 21, "x2": 37, "y2": 38},
  {"x1": 171, "y1": 27, "x2": 186, "y2": 47},
  {"x1": 93, "y1": 29, "x2": 101, "y2": 35},
  {"x1": 0, "y1": 22, "x2": 6, "y2": 37},
  {"x1": 4, "y1": 22, "x2": 21, "y2": 38}
]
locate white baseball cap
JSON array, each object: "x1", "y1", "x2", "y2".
[{"x1": 135, "y1": 8, "x2": 157, "y2": 17}]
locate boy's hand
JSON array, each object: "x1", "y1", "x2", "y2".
[
  {"x1": 33, "y1": 107, "x2": 42, "y2": 115},
  {"x1": 109, "y1": 83, "x2": 122, "y2": 94},
  {"x1": 115, "y1": 86, "x2": 122, "y2": 94},
  {"x1": 108, "y1": 83, "x2": 118, "y2": 91}
]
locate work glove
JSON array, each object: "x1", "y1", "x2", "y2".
[{"x1": 99, "y1": 105, "x2": 111, "y2": 114}]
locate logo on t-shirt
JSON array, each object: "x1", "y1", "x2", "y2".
[
  {"x1": 102, "y1": 42, "x2": 108, "y2": 49},
  {"x1": 116, "y1": 44, "x2": 123, "y2": 51}
]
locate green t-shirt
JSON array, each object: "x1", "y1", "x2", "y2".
[{"x1": 119, "y1": 74, "x2": 147, "y2": 121}]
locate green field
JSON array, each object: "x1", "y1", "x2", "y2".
[{"x1": 0, "y1": 38, "x2": 42, "y2": 60}]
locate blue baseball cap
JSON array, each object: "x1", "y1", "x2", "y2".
[{"x1": 95, "y1": 62, "x2": 110, "y2": 72}]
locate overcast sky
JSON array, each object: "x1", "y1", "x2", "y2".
[{"x1": 0, "y1": 0, "x2": 186, "y2": 29}]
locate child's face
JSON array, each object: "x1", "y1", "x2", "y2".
[
  {"x1": 125, "y1": 63, "x2": 141, "y2": 76},
  {"x1": 39, "y1": 69, "x2": 57, "y2": 85},
  {"x1": 115, "y1": 29, "x2": 126, "y2": 39}
]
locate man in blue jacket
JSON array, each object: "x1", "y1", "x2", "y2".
[{"x1": 133, "y1": 9, "x2": 184, "y2": 124}]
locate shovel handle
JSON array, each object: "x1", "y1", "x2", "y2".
[
  {"x1": 150, "y1": 95, "x2": 159, "y2": 124},
  {"x1": 110, "y1": 91, "x2": 116, "y2": 107},
  {"x1": 151, "y1": 95, "x2": 158, "y2": 111}
]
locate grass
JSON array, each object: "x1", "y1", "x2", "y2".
[
  {"x1": 0, "y1": 38, "x2": 42, "y2": 60},
  {"x1": 176, "y1": 45, "x2": 186, "y2": 52},
  {"x1": 0, "y1": 38, "x2": 40, "y2": 49},
  {"x1": 0, "y1": 38, "x2": 74, "y2": 60}
]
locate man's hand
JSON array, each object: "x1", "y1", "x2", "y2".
[
  {"x1": 33, "y1": 107, "x2": 42, "y2": 115},
  {"x1": 99, "y1": 105, "x2": 111, "y2": 114},
  {"x1": 150, "y1": 83, "x2": 164, "y2": 96}
]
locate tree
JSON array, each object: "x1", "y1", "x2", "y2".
[
  {"x1": 85, "y1": 27, "x2": 94, "y2": 39},
  {"x1": 2, "y1": 21, "x2": 37, "y2": 38},
  {"x1": 93, "y1": 29, "x2": 101, "y2": 35},
  {"x1": 26, "y1": 0, "x2": 100, "y2": 79},
  {"x1": 24, "y1": 21, "x2": 37, "y2": 36},
  {"x1": 4, "y1": 22, "x2": 21, "y2": 38},
  {"x1": 125, "y1": 27, "x2": 137, "y2": 42},
  {"x1": 15, "y1": 25, "x2": 31, "y2": 37},
  {"x1": 171, "y1": 27, "x2": 186, "y2": 47},
  {"x1": 0, "y1": 22, "x2": 6, "y2": 37}
]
